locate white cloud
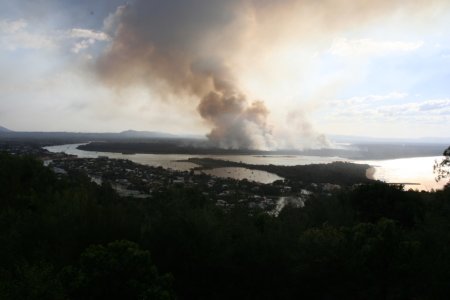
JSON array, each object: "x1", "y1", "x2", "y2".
[
  {"x1": 70, "y1": 28, "x2": 110, "y2": 41},
  {"x1": 0, "y1": 19, "x2": 55, "y2": 50},
  {"x1": 11, "y1": 32, "x2": 55, "y2": 50},
  {"x1": 0, "y1": 19, "x2": 111, "y2": 53},
  {"x1": 378, "y1": 99, "x2": 450, "y2": 116},
  {"x1": 329, "y1": 98, "x2": 450, "y2": 125},
  {"x1": 0, "y1": 19, "x2": 27, "y2": 33},
  {"x1": 419, "y1": 99, "x2": 450, "y2": 112},
  {"x1": 71, "y1": 39, "x2": 99, "y2": 53},
  {"x1": 329, "y1": 38, "x2": 424, "y2": 57},
  {"x1": 69, "y1": 28, "x2": 110, "y2": 53},
  {"x1": 331, "y1": 92, "x2": 408, "y2": 106}
]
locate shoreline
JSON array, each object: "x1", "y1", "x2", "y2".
[
  {"x1": 183, "y1": 157, "x2": 373, "y2": 185},
  {"x1": 77, "y1": 141, "x2": 446, "y2": 160}
]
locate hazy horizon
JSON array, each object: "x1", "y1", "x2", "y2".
[
  {"x1": 2, "y1": 125, "x2": 450, "y2": 148},
  {"x1": 2, "y1": 125, "x2": 450, "y2": 143}
]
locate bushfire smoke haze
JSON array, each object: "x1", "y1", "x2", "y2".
[{"x1": 1, "y1": 0, "x2": 450, "y2": 148}]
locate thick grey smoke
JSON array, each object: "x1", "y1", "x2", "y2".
[
  {"x1": 97, "y1": 0, "x2": 276, "y2": 149},
  {"x1": 96, "y1": 0, "x2": 446, "y2": 149}
]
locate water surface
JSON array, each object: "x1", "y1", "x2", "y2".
[
  {"x1": 44, "y1": 143, "x2": 447, "y2": 190},
  {"x1": 196, "y1": 167, "x2": 283, "y2": 184},
  {"x1": 362, "y1": 156, "x2": 446, "y2": 191}
]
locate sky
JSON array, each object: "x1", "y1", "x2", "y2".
[{"x1": 0, "y1": 0, "x2": 449, "y2": 149}]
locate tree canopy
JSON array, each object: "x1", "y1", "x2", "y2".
[
  {"x1": 434, "y1": 146, "x2": 450, "y2": 184},
  {"x1": 1, "y1": 152, "x2": 450, "y2": 299}
]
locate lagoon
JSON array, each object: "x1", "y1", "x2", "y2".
[{"x1": 44, "y1": 143, "x2": 446, "y2": 191}]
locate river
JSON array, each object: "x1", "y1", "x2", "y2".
[{"x1": 44, "y1": 143, "x2": 447, "y2": 191}]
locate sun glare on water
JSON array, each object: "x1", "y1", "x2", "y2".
[{"x1": 364, "y1": 156, "x2": 447, "y2": 191}]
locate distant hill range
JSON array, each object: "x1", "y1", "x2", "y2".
[
  {"x1": 0, "y1": 128, "x2": 205, "y2": 144},
  {"x1": 119, "y1": 130, "x2": 176, "y2": 138},
  {"x1": 0, "y1": 126, "x2": 12, "y2": 133},
  {"x1": 1, "y1": 128, "x2": 448, "y2": 159}
]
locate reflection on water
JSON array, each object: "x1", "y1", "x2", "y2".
[
  {"x1": 45, "y1": 143, "x2": 199, "y2": 171},
  {"x1": 362, "y1": 156, "x2": 446, "y2": 191},
  {"x1": 196, "y1": 167, "x2": 283, "y2": 184},
  {"x1": 44, "y1": 143, "x2": 447, "y2": 190},
  {"x1": 45, "y1": 144, "x2": 343, "y2": 166}
]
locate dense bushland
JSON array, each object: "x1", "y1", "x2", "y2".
[{"x1": 1, "y1": 152, "x2": 449, "y2": 299}]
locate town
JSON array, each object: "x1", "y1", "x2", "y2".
[{"x1": 0, "y1": 142, "x2": 359, "y2": 215}]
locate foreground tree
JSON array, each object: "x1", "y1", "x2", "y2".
[
  {"x1": 64, "y1": 240, "x2": 175, "y2": 300},
  {"x1": 434, "y1": 146, "x2": 450, "y2": 184}
]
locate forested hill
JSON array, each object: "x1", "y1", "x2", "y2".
[
  {"x1": 0, "y1": 126, "x2": 11, "y2": 132},
  {"x1": 1, "y1": 152, "x2": 450, "y2": 299}
]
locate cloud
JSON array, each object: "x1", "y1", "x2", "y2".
[
  {"x1": 329, "y1": 98, "x2": 450, "y2": 125},
  {"x1": 69, "y1": 28, "x2": 111, "y2": 53},
  {"x1": 331, "y1": 92, "x2": 408, "y2": 106},
  {"x1": 0, "y1": 19, "x2": 27, "y2": 33},
  {"x1": 71, "y1": 39, "x2": 91, "y2": 53},
  {"x1": 0, "y1": 19, "x2": 55, "y2": 50},
  {"x1": 378, "y1": 99, "x2": 450, "y2": 115},
  {"x1": 0, "y1": 18, "x2": 111, "y2": 54},
  {"x1": 70, "y1": 28, "x2": 110, "y2": 41},
  {"x1": 419, "y1": 99, "x2": 450, "y2": 112},
  {"x1": 69, "y1": 31, "x2": 109, "y2": 54},
  {"x1": 329, "y1": 38, "x2": 424, "y2": 57}
]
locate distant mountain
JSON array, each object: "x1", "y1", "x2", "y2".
[
  {"x1": 0, "y1": 126, "x2": 12, "y2": 132},
  {"x1": 0, "y1": 128, "x2": 205, "y2": 144},
  {"x1": 119, "y1": 130, "x2": 206, "y2": 140},
  {"x1": 119, "y1": 130, "x2": 176, "y2": 139}
]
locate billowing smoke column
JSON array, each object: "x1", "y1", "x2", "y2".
[
  {"x1": 97, "y1": 0, "x2": 275, "y2": 149},
  {"x1": 96, "y1": 0, "x2": 444, "y2": 149},
  {"x1": 199, "y1": 90, "x2": 272, "y2": 149}
]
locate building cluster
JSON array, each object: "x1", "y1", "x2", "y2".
[
  {"x1": 0, "y1": 142, "x2": 50, "y2": 157},
  {"x1": 1, "y1": 143, "x2": 348, "y2": 214},
  {"x1": 49, "y1": 156, "x2": 305, "y2": 213}
]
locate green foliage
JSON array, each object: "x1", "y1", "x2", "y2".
[
  {"x1": 0, "y1": 261, "x2": 66, "y2": 300},
  {"x1": 434, "y1": 146, "x2": 450, "y2": 183},
  {"x1": 63, "y1": 240, "x2": 174, "y2": 300},
  {"x1": 349, "y1": 182, "x2": 424, "y2": 227},
  {"x1": 0, "y1": 153, "x2": 172, "y2": 299},
  {"x1": 1, "y1": 152, "x2": 450, "y2": 299}
]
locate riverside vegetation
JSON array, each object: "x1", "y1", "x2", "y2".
[{"x1": 1, "y1": 151, "x2": 450, "y2": 299}]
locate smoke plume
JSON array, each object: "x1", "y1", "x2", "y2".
[
  {"x1": 96, "y1": 0, "x2": 446, "y2": 149},
  {"x1": 96, "y1": 0, "x2": 273, "y2": 149}
]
